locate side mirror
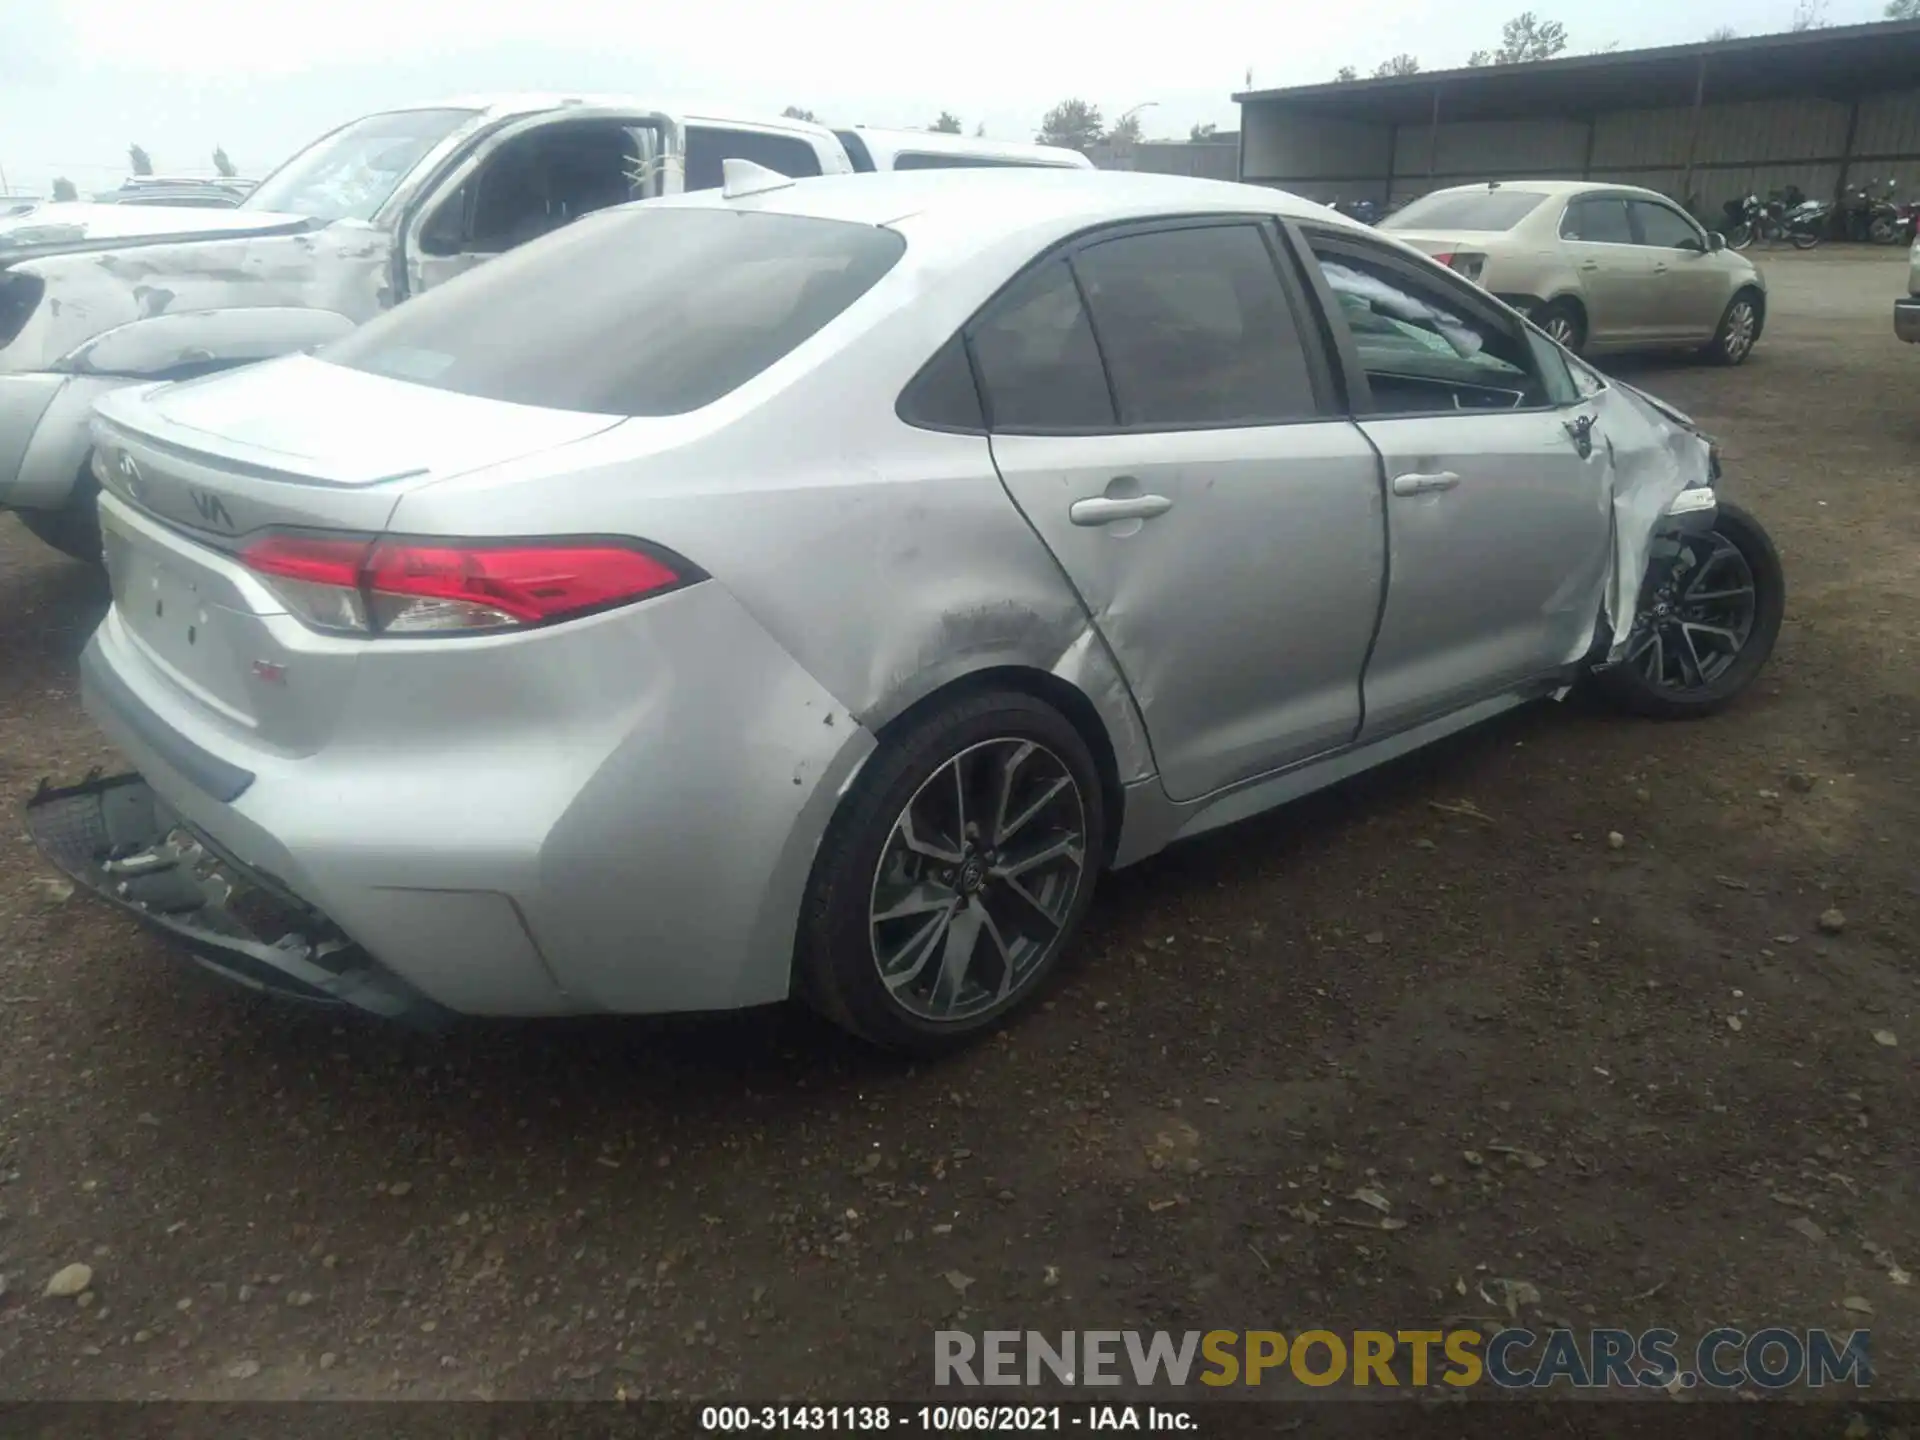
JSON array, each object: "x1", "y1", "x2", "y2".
[{"x1": 1706, "y1": 231, "x2": 1727, "y2": 253}]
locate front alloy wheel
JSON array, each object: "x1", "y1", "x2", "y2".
[
  {"x1": 1709, "y1": 296, "x2": 1760, "y2": 365},
  {"x1": 1623, "y1": 531, "x2": 1757, "y2": 691},
  {"x1": 1595, "y1": 500, "x2": 1784, "y2": 719}
]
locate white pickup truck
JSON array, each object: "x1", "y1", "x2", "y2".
[
  {"x1": 1899, "y1": 235, "x2": 1920, "y2": 343},
  {"x1": 0, "y1": 96, "x2": 1088, "y2": 559}
]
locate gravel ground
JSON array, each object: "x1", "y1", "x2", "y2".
[{"x1": 0, "y1": 248, "x2": 1914, "y2": 1405}]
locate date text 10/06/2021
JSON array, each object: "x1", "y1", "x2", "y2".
[{"x1": 701, "y1": 1407, "x2": 1189, "y2": 1431}]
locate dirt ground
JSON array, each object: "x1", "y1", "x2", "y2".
[{"x1": 0, "y1": 248, "x2": 1914, "y2": 1407}]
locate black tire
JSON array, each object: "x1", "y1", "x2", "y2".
[
  {"x1": 1594, "y1": 501, "x2": 1784, "y2": 720},
  {"x1": 796, "y1": 689, "x2": 1106, "y2": 1056},
  {"x1": 15, "y1": 466, "x2": 103, "y2": 564},
  {"x1": 1702, "y1": 289, "x2": 1764, "y2": 366},
  {"x1": 1534, "y1": 298, "x2": 1587, "y2": 355},
  {"x1": 1727, "y1": 223, "x2": 1754, "y2": 251},
  {"x1": 1790, "y1": 227, "x2": 1821, "y2": 250}
]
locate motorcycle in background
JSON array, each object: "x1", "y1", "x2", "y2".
[
  {"x1": 1725, "y1": 186, "x2": 1822, "y2": 248},
  {"x1": 1723, "y1": 193, "x2": 1764, "y2": 250},
  {"x1": 1864, "y1": 179, "x2": 1908, "y2": 245}
]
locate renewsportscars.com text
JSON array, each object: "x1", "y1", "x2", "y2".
[{"x1": 934, "y1": 1328, "x2": 1872, "y2": 1391}]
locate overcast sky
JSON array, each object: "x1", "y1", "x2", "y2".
[{"x1": 0, "y1": 0, "x2": 1894, "y2": 193}]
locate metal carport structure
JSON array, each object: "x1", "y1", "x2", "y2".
[{"x1": 1232, "y1": 19, "x2": 1920, "y2": 219}]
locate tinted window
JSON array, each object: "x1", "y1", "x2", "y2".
[
  {"x1": 1382, "y1": 190, "x2": 1548, "y2": 232},
  {"x1": 1560, "y1": 198, "x2": 1634, "y2": 244},
  {"x1": 1631, "y1": 200, "x2": 1704, "y2": 250},
  {"x1": 898, "y1": 334, "x2": 985, "y2": 431},
  {"x1": 966, "y1": 259, "x2": 1115, "y2": 430},
  {"x1": 1071, "y1": 225, "x2": 1318, "y2": 427},
  {"x1": 1309, "y1": 242, "x2": 1547, "y2": 413},
  {"x1": 683, "y1": 128, "x2": 825, "y2": 192},
  {"x1": 325, "y1": 208, "x2": 903, "y2": 415}
]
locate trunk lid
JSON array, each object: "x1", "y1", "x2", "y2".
[
  {"x1": 1376, "y1": 229, "x2": 1492, "y2": 284},
  {"x1": 89, "y1": 357, "x2": 626, "y2": 752}
]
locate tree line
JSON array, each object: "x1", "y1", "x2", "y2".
[{"x1": 1335, "y1": 1, "x2": 1920, "y2": 81}]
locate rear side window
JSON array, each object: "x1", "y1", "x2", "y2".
[
  {"x1": 1071, "y1": 225, "x2": 1318, "y2": 427},
  {"x1": 323, "y1": 208, "x2": 903, "y2": 415},
  {"x1": 966, "y1": 259, "x2": 1115, "y2": 430},
  {"x1": 1561, "y1": 198, "x2": 1634, "y2": 243},
  {"x1": 683, "y1": 127, "x2": 825, "y2": 191}
]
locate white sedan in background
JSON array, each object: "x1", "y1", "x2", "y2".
[{"x1": 1381, "y1": 180, "x2": 1768, "y2": 365}]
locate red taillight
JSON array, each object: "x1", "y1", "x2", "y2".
[
  {"x1": 1430, "y1": 251, "x2": 1454, "y2": 269},
  {"x1": 240, "y1": 534, "x2": 694, "y2": 636}
]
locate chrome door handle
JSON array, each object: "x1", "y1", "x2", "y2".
[
  {"x1": 1652, "y1": 263, "x2": 1670, "y2": 274},
  {"x1": 1391, "y1": 471, "x2": 1461, "y2": 496},
  {"x1": 1069, "y1": 494, "x2": 1174, "y2": 526},
  {"x1": 1579, "y1": 260, "x2": 1600, "y2": 271}
]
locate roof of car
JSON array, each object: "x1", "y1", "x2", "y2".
[{"x1": 663, "y1": 166, "x2": 1358, "y2": 238}]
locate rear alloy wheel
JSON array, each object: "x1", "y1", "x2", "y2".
[
  {"x1": 1705, "y1": 293, "x2": 1761, "y2": 366},
  {"x1": 797, "y1": 690, "x2": 1104, "y2": 1054},
  {"x1": 1594, "y1": 501, "x2": 1784, "y2": 719},
  {"x1": 1535, "y1": 299, "x2": 1586, "y2": 354}
]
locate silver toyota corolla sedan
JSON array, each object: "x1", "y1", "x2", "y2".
[{"x1": 29, "y1": 167, "x2": 1782, "y2": 1054}]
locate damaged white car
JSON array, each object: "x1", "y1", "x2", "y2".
[
  {"x1": 27, "y1": 169, "x2": 1784, "y2": 1054},
  {"x1": 0, "y1": 96, "x2": 1086, "y2": 561}
]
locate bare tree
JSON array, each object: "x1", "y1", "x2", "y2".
[
  {"x1": 930, "y1": 111, "x2": 963, "y2": 133},
  {"x1": 212, "y1": 145, "x2": 236, "y2": 178},
  {"x1": 1189, "y1": 122, "x2": 1219, "y2": 141},
  {"x1": 974, "y1": 122, "x2": 987, "y2": 137},
  {"x1": 127, "y1": 143, "x2": 152, "y2": 176},
  {"x1": 1373, "y1": 54, "x2": 1422, "y2": 76},
  {"x1": 1335, "y1": 64, "x2": 1360, "y2": 81},
  {"x1": 1705, "y1": 24, "x2": 1739, "y2": 40},
  {"x1": 1884, "y1": 0, "x2": 1917, "y2": 17},
  {"x1": 1790, "y1": 0, "x2": 1828, "y2": 29},
  {"x1": 781, "y1": 105, "x2": 819, "y2": 123}
]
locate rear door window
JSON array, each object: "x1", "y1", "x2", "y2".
[
  {"x1": 1070, "y1": 224, "x2": 1320, "y2": 427},
  {"x1": 1560, "y1": 198, "x2": 1635, "y2": 244},
  {"x1": 323, "y1": 207, "x2": 902, "y2": 415},
  {"x1": 966, "y1": 259, "x2": 1116, "y2": 430}
]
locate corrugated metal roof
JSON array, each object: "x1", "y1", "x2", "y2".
[{"x1": 1234, "y1": 19, "x2": 1920, "y2": 125}]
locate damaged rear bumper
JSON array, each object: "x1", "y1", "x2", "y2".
[{"x1": 26, "y1": 771, "x2": 447, "y2": 1025}]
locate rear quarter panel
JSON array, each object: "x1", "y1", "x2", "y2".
[{"x1": 379, "y1": 230, "x2": 1158, "y2": 788}]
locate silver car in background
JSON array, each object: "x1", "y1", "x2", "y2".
[
  {"x1": 28, "y1": 169, "x2": 1783, "y2": 1054},
  {"x1": 1381, "y1": 180, "x2": 1768, "y2": 364}
]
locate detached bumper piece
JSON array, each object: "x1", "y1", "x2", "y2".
[{"x1": 26, "y1": 772, "x2": 444, "y2": 1025}]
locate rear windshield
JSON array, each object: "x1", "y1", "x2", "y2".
[
  {"x1": 322, "y1": 207, "x2": 905, "y2": 415},
  {"x1": 1383, "y1": 190, "x2": 1549, "y2": 232}
]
